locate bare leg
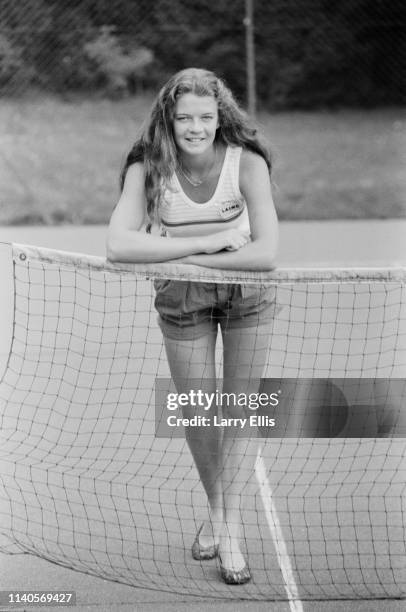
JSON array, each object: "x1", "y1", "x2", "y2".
[
  {"x1": 219, "y1": 323, "x2": 272, "y2": 572},
  {"x1": 163, "y1": 331, "x2": 224, "y2": 546}
]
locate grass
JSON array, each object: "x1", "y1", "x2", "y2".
[{"x1": 0, "y1": 95, "x2": 405, "y2": 224}]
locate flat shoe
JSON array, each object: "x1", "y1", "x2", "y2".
[
  {"x1": 191, "y1": 523, "x2": 219, "y2": 560},
  {"x1": 219, "y1": 555, "x2": 251, "y2": 585}
]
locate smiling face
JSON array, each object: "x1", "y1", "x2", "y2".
[{"x1": 172, "y1": 93, "x2": 219, "y2": 157}]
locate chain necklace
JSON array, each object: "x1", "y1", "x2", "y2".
[{"x1": 178, "y1": 147, "x2": 217, "y2": 187}]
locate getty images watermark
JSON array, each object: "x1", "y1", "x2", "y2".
[
  {"x1": 165, "y1": 388, "x2": 279, "y2": 429},
  {"x1": 155, "y1": 379, "x2": 281, "y2": 438},
  {"x1": 155, "y1": 378, "x2": 406, "y2": 439}
]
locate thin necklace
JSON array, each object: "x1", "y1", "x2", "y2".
[{"x1": 178, "y1": 147, "x2": 217, "y2": 187}]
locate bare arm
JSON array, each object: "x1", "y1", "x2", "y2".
[
  {"x1": 106, "y1": 163, "x2": 249, "y2": 263},
  {"x1": 180, "y1": 150, "x2": 278, "y2": 271}
]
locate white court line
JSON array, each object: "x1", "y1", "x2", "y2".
[{"x1": 255, "y1": 447, "x2": 304, "y2": 612}]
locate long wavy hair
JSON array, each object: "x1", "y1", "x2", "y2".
[{"x1": 120, "y1": 68, "x2": 272, "y2": 228}]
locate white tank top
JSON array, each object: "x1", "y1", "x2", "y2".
[{"x1": 159, "y1": 146, "x2": 250, "y2": 238}]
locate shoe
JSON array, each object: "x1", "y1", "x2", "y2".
[
  {"x1": 219, "y1": 555, "x2": 251, "y2": 585},
  {"x1": 191, "y1": 523, "x2": 219, "y2": 560}
]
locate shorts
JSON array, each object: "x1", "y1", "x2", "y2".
[{"x1": 154, "y1": 279, "x2": 281, "y2": 341}]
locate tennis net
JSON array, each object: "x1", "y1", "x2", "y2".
[{"x1": 0, "y1": 243, "x2": 405, "y2": 601}]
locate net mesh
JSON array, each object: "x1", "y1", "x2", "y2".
[{"x1": 0, "y1": 243, "x2": 405, "y2": 601}]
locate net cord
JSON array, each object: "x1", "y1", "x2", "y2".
[{"x1": 10, "y1": 243, "x2": 406, "y2": 284}]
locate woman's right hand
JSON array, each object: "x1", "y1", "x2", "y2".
[{"x1": 199, "y1": 229, "x2": 251, "y2": 254}]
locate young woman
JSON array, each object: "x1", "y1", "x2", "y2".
[{"x1": 107, "y1": 68, "x2": 279, "y2": 585}]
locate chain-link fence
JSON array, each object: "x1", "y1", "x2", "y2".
[
  {"x1": 1, "y1": 1, "x2": 405, "y2": 224},
  {"x1": 1, "y1": 0, "x2": 405, "y2": 107}
]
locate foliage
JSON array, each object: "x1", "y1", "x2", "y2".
[
  {"x1": 0, "y1": 0, "x2": 404, "y2": 107},
  {"x1": 0, "y1": 35, "x2": 26, "y2": 87},
  {"x1": 83, "y1": 27, "x2": 154, "y2": 95}
]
